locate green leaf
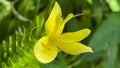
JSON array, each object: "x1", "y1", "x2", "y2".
[
  {"x1": 0, "y1": 0, "x2": 11, "y2": 21},
  {"x1": 106, "y1": 0, "x2": 120, "y2": 12},
  {"x1": 82, "y1": 13, "x2": 120, "y2": 68}
]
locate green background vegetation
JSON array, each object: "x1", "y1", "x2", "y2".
[{"x1": 0, "y1": 0, "x2": 120, "y2": 68}]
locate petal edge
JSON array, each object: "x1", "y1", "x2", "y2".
[
  {"x1": 57, "y1": 41, "x2": 93, "y2": 55},
  {"x1": 60, "y1": 28, "x2": 91, "y2": 42},
  {"x1": 34, "y1": 36, "x2": 58, "y2": 63}
]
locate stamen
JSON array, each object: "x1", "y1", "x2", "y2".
[{"x1": 41, "y1": 42, "x2": 51, "y2": 50}]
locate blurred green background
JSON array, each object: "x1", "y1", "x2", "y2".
[{"x1": 0, "y1": 0, "x2": 120, "y2": 68}]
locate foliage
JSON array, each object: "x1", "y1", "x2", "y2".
[{"x1": 0, "y1": 0, "x2": 120, "y2": 68}]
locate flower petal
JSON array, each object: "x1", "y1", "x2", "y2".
[
  {"x1": 45, "y1": 2, "x2": 61, "y2": 35},
  {"x1": 57, "y1": 41, "x2": 93, "y2": 55},
  {"x1": 56, "y1": 13, "x2": 73, "y2": 35},
  {"x1": 34, "y1": 36, "x2": 58, "y2": 63},
  {"x1": 60, "y1": 28, "x2": 91, "y2": 42}
]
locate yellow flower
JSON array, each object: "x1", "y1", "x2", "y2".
[{"x1": 34, "y1": 2, "x2": 93, "y2": 63}]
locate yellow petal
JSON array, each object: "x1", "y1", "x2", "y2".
[
  {"x1": 60, "y1": 28, "x2": 91, "y2": 42},
  {"x1": 57, "y1": 41, "x2": 93, "y2": 55},
  {"x1": 45, "y1": 2, "x2": 61, "y2": 35},
  {"x1": 56, "y1": 13, "x2": 73, "y2": 35},
  {"x1": 34, "y1": 36, "x2": 58, "y2": 63}
]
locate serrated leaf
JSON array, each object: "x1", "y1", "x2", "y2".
[
  {"x1": 9, "y1": 36, "x2": 15, "y2": 55},
  {"x1": 35, "y1": 16, "x2": 44, "y2": 38}
]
